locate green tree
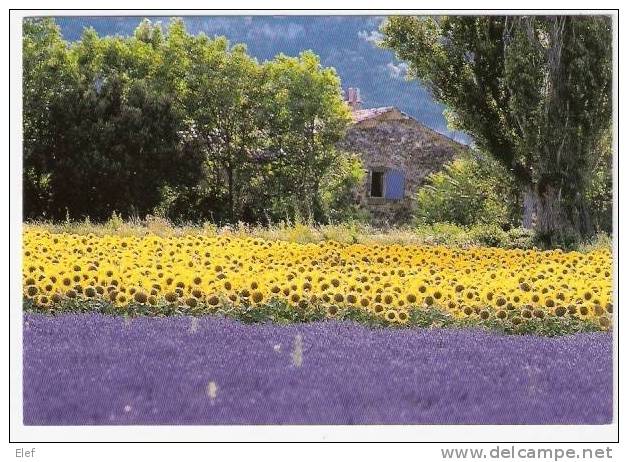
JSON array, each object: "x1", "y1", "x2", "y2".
[
  {"x1": 22, "y1": 18, "x2": 351, "y2": 225},
  {"x1": 261, "y1": 51, "x2": 351, "y2": 221},
  {"x1": 22, "y1": 18, "x2": 76, "y2": 218},
  {"x1": 23, "y1": 18, "x2": 204, "y2": 220},
  {"x1": 180, "y1": 25, "x2": 266, "y2": 222},
  {"x1": 382, "y1": 16, "x2": 612, "y2": 244},
  {"x1": 586, "y1": 127, "x2": 613, "y2": 233}
]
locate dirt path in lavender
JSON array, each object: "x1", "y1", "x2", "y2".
[{"x1": 22, "y1": 313, "x2": 613, "y2": 425}]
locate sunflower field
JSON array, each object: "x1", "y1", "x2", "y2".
[{"x1": 22, "y1": 227, "x2": 613, "y2": 334}]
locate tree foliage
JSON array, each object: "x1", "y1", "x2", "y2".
[
  {"x1": 23, "y1": 18, "x2": 352, "y2": 224},
  {"x1": 382, "y1": 15, "x2": 613, "y2": 243},
  {"x1": 586, "y1": 128, "x2": 613, "y2": 234},
  {"x1": 319, "y1": 152, "x2": 367, "y2": 223},
  {"x1": 23, "y1": 18, "x2": 201, "y2": 220},
  {"x1": 258, "y1": 52, "x2": 353, "y2": 221}
]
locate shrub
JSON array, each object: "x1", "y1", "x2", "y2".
[
  {"x1": 505, "y1": 227, "x2": 537, "y2": 249},
  {"x1": 414, "y1": 222, "x2": 471, "y2": 246},
  {"x1": 415, "y1": 152, "x2": 519, "y2": 228},
  {"x1": 286, "y1": 220, "x2": 319, "y2": 244},
  {"x1": 155, "y1": 185, "x2": 229, "y2": 225},
  {"x1": 319, "y1": 152, "x2": 367, "y2": 223},
  {"x1": 320, "y1": 222, "x2": 362, "y2": 244},
  {"x1": 578, "y1": 232, "x2": 612, "y2": 253},
  {"x1": 415, "y1": 223, "x2": 536, "y2": 249},
  {"x1": 467, "y1": 223, "x2": 508, "y2": 247},
  {"x1": 105, "y1": 212, "x2": 124, "y2": 232}
]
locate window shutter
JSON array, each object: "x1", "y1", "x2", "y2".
[{"x1": 385, "y1": 170, "x2": 405, "y2": 200}]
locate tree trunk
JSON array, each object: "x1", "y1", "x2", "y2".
[
  {"x1": 535, "y1": 185, "x2": 568, "y2": 238},
  {"x1": 227, "y1": 166, "x2": 234, "y2": 223},
  {"x1": 522, "y1": 184, "x2": 536, "y2": 229},
  {"x1": 533, "y1": 183, "x2": 593, "y2": 246}
]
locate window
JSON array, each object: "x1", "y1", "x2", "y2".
[
  {"x1": 370, "y1": 171, "x2": 384, "y2": 198},
  {"x1": 384, "y1": 169, "x2": 405, "y2": 200},
  {"x1": 369, "y1": 169, "x2": 405, "y2": 200}
]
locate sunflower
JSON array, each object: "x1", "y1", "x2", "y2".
[
  {"x1": 22, "y1": 227, "x2": 612, "y2": 330},
  {"x1": 84, "y1": 286, "x2": 97, "y2": 298},
  {"x1": 252, "y1": 291, "x2": 264, "y2": 304},
  {"x1": 164, "y1": 292, "x2": 178, "y2": 303},
  {"x1": 134, "y1": 291, "x2": 148, "y2": 304},
  {"x1": 25, "y1": 285, "x2": 38, "y2": 297},
  {"x1": 373, "y1": 303, "x2": 385, "y2": 315},
  {"x1": 384, "y1": 310, "x2": 398, "y2": 323}
]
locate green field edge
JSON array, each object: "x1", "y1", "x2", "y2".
[{"x1": 23, "y1": 298, "x2": 608, "y2": 337}]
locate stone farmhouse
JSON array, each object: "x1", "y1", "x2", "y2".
[{"x1": 338, "y1": 88, "x2": 467, "y2": 225}]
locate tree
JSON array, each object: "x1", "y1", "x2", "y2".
[
  {"x1": 586, "y1": 127, "x2": 613, "y2": 234},
  {"x1": 22, "y1": 18, "x2": 351, "y2": 225},
  {"x1": 261, "y1": 51, "x2": 351, "y2": 221},
  {"x1": 180, "y1": 26, "x2": 267, "y2": 222},
  {"x1": 23, "y1": 18, "x2": 204, "y2": 221},
  {"x1": 381, "y1": 16, "x2": 612, "y2": 244},
  {"x1": 22, "y1": 18, "x2": 76, "y2": 219}
]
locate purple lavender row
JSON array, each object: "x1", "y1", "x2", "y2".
[{"x1": 23, "y1": 314, "x2": 612, "y2": 425}]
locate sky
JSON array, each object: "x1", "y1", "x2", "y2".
[{"x1": 53, "y1": 15, "x2": 469, "y2": 144}]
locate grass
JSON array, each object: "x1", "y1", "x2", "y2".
[
  {"x1": 577, "y1": 232, "x2": 614, "y2": 253},
  {"x1": 23, "y1": 217, "x2": 611, "y2": 251},
  {"x1": 23, "y1": 298, "x2": 604, "y2": 337}
]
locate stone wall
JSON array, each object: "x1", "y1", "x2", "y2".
[{"x1": 338, "y1": 109, "x2": 464, "y2": 225}]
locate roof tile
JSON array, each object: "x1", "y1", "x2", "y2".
[{"x1": 350, "y1": 106, "x2": 396, "y2": 123}]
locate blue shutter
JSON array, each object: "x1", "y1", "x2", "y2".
[{"x1": 385, "y1": 170, "x2": 405, "y2": 200}]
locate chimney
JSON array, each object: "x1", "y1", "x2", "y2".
[{"x1": 345, "y1": 87, "x2": 362, "y2": 111}]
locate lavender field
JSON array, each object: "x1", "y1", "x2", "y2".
[{"x1": 23, "y1": 313, "x2": 613, "y2": 425}]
